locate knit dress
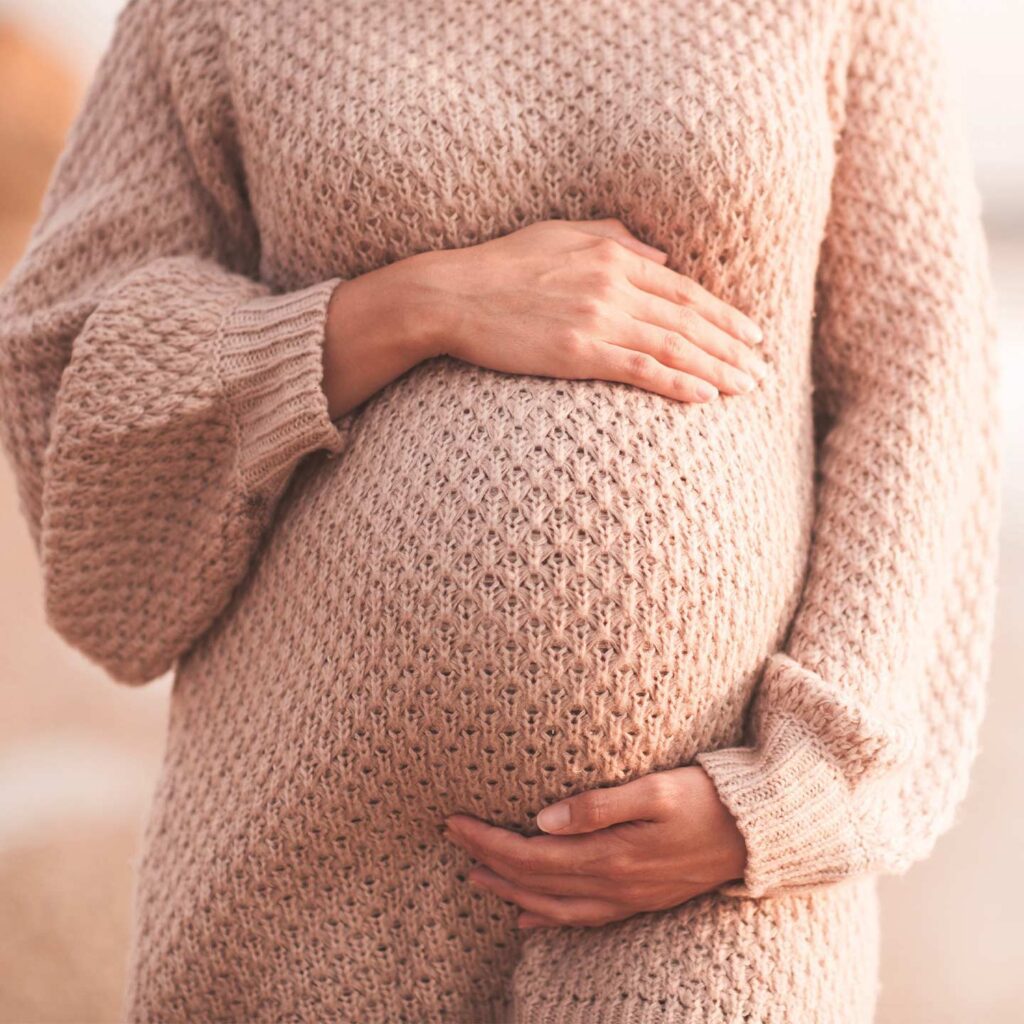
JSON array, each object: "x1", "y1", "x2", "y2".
[{"x1": 0, "y1": 0, "x2": 1002, "y2": 1021}]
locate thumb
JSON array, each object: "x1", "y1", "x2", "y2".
[{"x1": 534, "y1": 775, "x2": 665, "y2": 835}]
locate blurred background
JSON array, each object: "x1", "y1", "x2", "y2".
[{"x1": 0, "y1": 1, "x2": 1021, "y2": 1021}]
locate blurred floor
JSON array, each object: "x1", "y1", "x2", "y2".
[{"x1": 0, "y1": 16, "x2": 1021, "y2": 1024}]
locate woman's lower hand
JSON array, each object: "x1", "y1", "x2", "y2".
[
  {"x1": 414, "y1": 216, "x2": 770, "y2": 403},
  {"x1": 443, "y1": 765, "x2": 748, "y2": 929}
]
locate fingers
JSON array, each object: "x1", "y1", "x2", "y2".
[
  {"x1": 469, "y1": 862, "x2": 622, "y2": 898},
  {"x1": 567, "y1": 216, "x2": 668, "y2": 264},
  {"x1": 566, "y1": 293, "x2": 765, "y2": 399},
  {"x1": 450, "y1": 821, "x2": 648, "y2": 898},
  {"x1": 612, "y1": 295, "x2": 771, "y2": 395},
  {"x1": 467, "y1": 863, "x2": 627, "y2": 928},
  {"x1": 627, "y1": 253, "x2": 764, "y2": 345},
  {"x1": 445, "y1": 815, "x2": 610, "y2": 876},
  {"x1": 557, "y1": 218, "x2": 764, "y2": 350},
  {"x1": 519, "y1": 218, "x2": 771, "y2": 405},
  {"x1": 585, "y1": 332, "x2": 724, "y2": 403},
  {"x1": 535, "y1": 776, "x2": 664, "y2": 835}
]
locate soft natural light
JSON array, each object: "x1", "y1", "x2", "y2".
[{"x1": 0, "y1": 2, "x2": 1020, "y2": 1022}]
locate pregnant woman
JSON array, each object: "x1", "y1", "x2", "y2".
[{"x1": 0, "y1": 0, "x2": 1002, "y2": 1020}]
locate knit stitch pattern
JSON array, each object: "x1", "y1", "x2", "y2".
[{"x1": 0, "y1": 0, "x2": 1001, "y2": 1021}]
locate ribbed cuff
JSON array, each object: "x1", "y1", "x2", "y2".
[
  {"x1": 694, "y1": 713, "x2": 869, "y2": 899},
  {"x1": 217, "y1": 278, "x2": 351, "y2": 495},
  {"x1": 692, "y1": 650, "x2": 922, "y2": 898}
]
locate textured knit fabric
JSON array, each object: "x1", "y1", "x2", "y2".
[{"x1": 0, "y1": 0, "x2": 1002, "y2": 1020}]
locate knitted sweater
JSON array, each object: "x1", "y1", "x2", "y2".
[{"x1": 0, "y1": 0, "x2": 1001, "y2": 1021}]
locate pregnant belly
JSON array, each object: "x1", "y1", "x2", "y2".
[{"x1": 178, "y1": 355, "x2": 815, "y2": 832}]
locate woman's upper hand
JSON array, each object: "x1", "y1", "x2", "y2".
[
  {"x1": 443, "y1": 764, "x2": 749, "y2": 929},
  {"x1": 412, "y1": 217, "x2": 771, "y2": 403}
]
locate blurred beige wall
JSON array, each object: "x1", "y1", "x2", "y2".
[{"x1": 0, "y1": 9, "x2": 1021, "y2": 1024}]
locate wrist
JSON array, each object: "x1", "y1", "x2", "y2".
[
  {"x1": 320, "y1": 270, "x2": 422, "y2": 420},
  {"x1": 397, "y1": 248, "x2": 468, "y2": 361},
  {"x1": 320, "y1": 250, "x2": 464, "y2": 421},
  {"x1": 694, "y1": 764, "x2": 749, "y2": 885},
  {"x1": 325, "y1": 265, "x2": 428, "y2": 374}
]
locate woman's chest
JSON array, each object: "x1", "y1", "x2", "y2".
[{"x1": 221, "y1": 0, "x2": 849, "y2": 289}]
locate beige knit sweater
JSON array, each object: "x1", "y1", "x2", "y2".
[{"x1": 0, "y1": 0, "x2": 1002, "y2": 1020}]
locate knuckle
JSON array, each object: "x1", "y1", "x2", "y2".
[
  {"x1": 624, "y1": 349, "x2": 656, "y2": 384},
  {"x1": 566, "y1": 854, "x2": 592, "y2": 877},
  {"x1": 659, "y1": 331, "x2": 687, "y2": 364},
  {"x1": 581, "y1": 292, "x2": 608, "y2": 317},
  {"x1": 591, "y1": 237, "x2": 623, "y2": 266},
  {"x1": 587, "y1": 268, "x2": 619, "y2": 298},
  {"x1": 573, "y1": 295, "x2": 607, "y2": 327},
  {"x1": 676, "y1": 304, "x2": 702, "y2": 336},
  {"x1": 595, "y1": 215, "x2": 626, "y2": 235},
  {"x1": 674, "y1": 276, "x2": 698, "y2": 305},
  {"x1": 560, "y1": 326, "x2": 588, "y2": 356}
]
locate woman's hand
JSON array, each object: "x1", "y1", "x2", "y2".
[
  {"x1": 417, "y1": 217, "x2": 770, "y2": 404},
  {"x1": 321, "y1": 217, "x2": 770, "y2": 420},
  {"x1": 443, "y1": 765, "x2": 748, "y2": 929}
]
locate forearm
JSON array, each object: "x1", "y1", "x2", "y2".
[
  {"x1": 322, "y1": 251, "x2": 452, "y2": 420},
  {"x1": 694, "y1": 0, "x2": 1000, "y2": 898},
  {"x1": 0, "y1": 0, "x2": 355, "y2": 684}
]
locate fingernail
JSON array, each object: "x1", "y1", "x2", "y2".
[
  {"x1": 732, "y1": 371, "x2": 756, "y2": 393},
  {"x1": 695, "y1": 381, "x2": 718, "y2": 401},
  {"x1": 536, "y1": 803, "x2": 570, "y2": 832},
  {"x1": 744, "y1": 322, "x2": 764, "y2": 345},
  {"x1": 749, "y1": 359, "x2": 770, "y2": 381}
]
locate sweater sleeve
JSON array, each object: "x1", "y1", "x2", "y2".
[
  {"x1": 0, "y1": 0, "x2": 356, "y2": 685},
  {"x1": 693, "y1": 0, "x2": 1003, "y2": 899}
]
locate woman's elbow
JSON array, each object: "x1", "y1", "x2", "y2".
[{"x1": 41, "y1": 579, "x2": 180, "y2": 687}]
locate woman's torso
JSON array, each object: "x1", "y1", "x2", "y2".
[
  {"x1": 160, "y1": 0, "x2": 842, "y2": 880},
  {"x1": 119, "y1": 3, "x2": 865, "y2": 1017}
]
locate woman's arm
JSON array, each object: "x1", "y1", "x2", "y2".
[
  {"x1": 693, "y1": 0, "x2": 1002, "y2": 898},
  {"x1": 0, "y1": 0, "x2": 425, "y2": 684},
  {"x1": 0, "y1": 0, "x2": 771, "y2": 692}
]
